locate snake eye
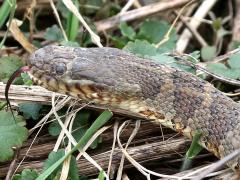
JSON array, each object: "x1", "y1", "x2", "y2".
[{"x1": 55, "y1": 63, "x2": 66, "y2": 75}]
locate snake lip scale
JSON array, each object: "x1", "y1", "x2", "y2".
[{"x1": 27, "y1": 45, "x2": 240, "y2": 170}]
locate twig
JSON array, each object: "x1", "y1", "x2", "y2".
[
  {"x1": 120, "y1": 0, "x2": 136, "y2": 14},
  {"x1": 8, "y1": 19, "x2": 37, "y2": 53},
  {"x1": 5, "y1": 149, "x2": 20, "y2": 180},
  {"x1": 51, "y1": 93, "x2": 110, "y2": 180},
  {"x1": 116, "y1": 120, "x2": 141, "y2": 180},
  {"x1": 107, "y1": 120, "x2": 119, "y2": 177},
  {"x1": 14, "y1": 96, "x2": 72, "y2": 175},
  {"x1": 172, "y1": 53, "x2": 240, "y2": 86},
  {"x1": 0, "y1": 83, "x2": 145, "y2": 119},
  {"x1": 176, "y1": 0, "x2": 218, "y2": 53},
  {"x1": 155, "y1": 0, "x2": 196, "y2": 48},
  {"x1": 49, "y1": 0, "x2": 68, "y2": 41},
  {"x1": 212, "y1": 48, "x2": 240, "y2": 63},
  {"x1": 95, "y1": 0, "x2": 190, "y2": 31},
  {"x1": 24, "y1": 0, "x2": 36, "y2": 42},
  {"x1": 117, "y1": 122, "x2": 181, "y2": 179},
  {"x1": 192, "y1": 149, "x2": 240, "y2": 180},
  {"x1": 176, "y1": 11, "x2": 208, "y2": 47}
]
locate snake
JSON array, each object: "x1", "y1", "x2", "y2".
[{"x1": 26, "y1": 45, "x2": 240, "y2": 170}]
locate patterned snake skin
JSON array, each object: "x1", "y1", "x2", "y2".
[{"x1": 27, "y1": 45, "x2": 240, "y2": 170}]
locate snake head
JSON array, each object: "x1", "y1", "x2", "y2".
[{"x1": 27, "y1": 45, "x2": 143, "y2": 104}]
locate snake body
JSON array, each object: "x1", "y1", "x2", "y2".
[{"x1": 27, "y1": 45, "x2": 240, "y2": 170}]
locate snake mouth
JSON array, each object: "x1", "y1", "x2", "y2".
[
  {"x1": 28, "y1": 66, "x2": 98, "y2": 101},
  {"x1": 28, "y1": 66, "x2": 126, "y2": 106},
  {"x1": 28, "y1": 66, "x2": 152, "y2": 116}
]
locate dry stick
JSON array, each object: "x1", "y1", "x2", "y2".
[
  {"x1": 117, "y1": 122, "x2": 181, "y2": 179},
  {"x1": 107, "y1": 120, "x2": 119, "y2": 177},
  {"x1": 51, "y1": 93, "x2": 110, "y2": 180},
  {"x1": 176, "y1": 12, "x2": 208, "y2": 47},
  {"x1": 117, "y1": 121, "x2": 150, "y2": 180},
  {"x1": 5, "y1": 149, "x2": 20, "y2": 180},
  {"x1": 176, "y1": 2, "x2": 198, "y2": 32},
  {"x1": 0, "y1": 83, "x2": 145, "y2": 119},
  {"x1": 53, "y1": 107, "x2": 77, "y2": 152},
  {"x1": 230, "y1": 0, "x2": 239, "y2": 42},
  {"x1": 76, "y1": 125, "x2": 111, "y2": 160},
  {"x1": 120, "y1": 0, "x2": 137, "y2": 14},
  {"x1": 49, "y1": 0, "x2": 68, "y2": 41},
  {"x1": 24, "y1": 0, "x2": 36, "y2": 42},
  {"x1": 176, "y1": 0, "x2": 218, "y2": 53},
  {"x1": 164, "y1": 165, "x2": 232, "y2": 180},
  {"x1": 13, "y1": 96, "x2": 72, "y2": 176},
  {"x1": 172, "y1": 53, "x2": 240, "y2": 86},
  {"x1": 192, "y1": 149, "x2": 240, "y2": 180},
  {"x1": 155, "y1": 0, "x2": 196, "y2": 48},
  {"x1": 60, "y1": 126, "x2": 72, "y2": 180},
  {"x1": 53, "y1": 100, "x2": 85, "y2": 151},
  {"x1": 116, "y1": 120, "x2": 141, "y2": 180},
  {"x1": 95, "y1": 0, "x2": 190, "y2": 32},
  {"x1": 8, "y1": 19, "x2": 37, "y2": 53},
  {"x1": 212, "y1": 48, "x2": 240, "y2": 63}
]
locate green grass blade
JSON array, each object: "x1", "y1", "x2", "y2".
[
  {"x1": 0, "y1": 0, "x2": 16, "y2": 49},
  {"x1": 66, "y1": 0, "x2": 80, "y2": 41},
  {"x1": 36, "y1": 110, "x2": 113, "y2": 180},
  {"x1": 181, "y1": 131, "x2": 203, "y2": 171},
  {"x1": 0, "y1": 0, "x2": 11, "y2": 28},
  {"x1": 186, "y1": 131, "x2": 203, "y2": 159}
]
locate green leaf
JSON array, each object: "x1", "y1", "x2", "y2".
[
  {"x1": 137, "y1": 19, "x2": 177, "y2": 52},
  {"x1": 189, "y1": 51, "x2": 201, "y2": 63},
  {"x1": 212, "y1": 18, "x2": 222, "y2": 31},
  {"x1": 21, "y1": 73, "x2": 33, "y2": 86},
  {"x1": 12, "y1": 169, "x2": 39, "y2": 180},
  {"x1": 0, "y1": 56, "x2": 23, "y2": 84},
  {"x1": 19, "y1": 103, "x2": 42, "y2": 120},
  {"x1": 0, "y1": 101, "x2": 7, "y2": 110},
  {"x1": 201, "y1": 46, "x2": 217, "y2": 62},
  {"x1": 60, "y1": 40, "x2": 80, "y2": 47},
  {"x1": 123, "y1": 40, "x2": 157, "y2": 57},
  {"x1": 149, "y1": 54, "x2": 176, "y2": 64},
  {"x1": 110, "y1": 36, "x2": 129, "y2": 49},
  {"x1": 48, "y1": 121, "x2": 61, "y2": 136},
  {"x1": 98, "y1": 170, "x2": 105, "y2": 180},
  {"x1": 228, "y1": 53, "x2": 240, "y2": 69},
  {"x1": 150, "y1": 54, "x2": 195, "y2": 74},
  {"x1": 43, "y1": 149, "x2": 79, "y2": 180},
  {"x1": 44, "y1": 25, "x2": 64, "y2": 42},
  {"x1": 0, "y1": 111, "x2": 28, "y2": 162},
  {"x1": 119, "y1": 22, "x2": 136, "y2": 40},
  {"x1": 43, "y1": 150, "x2": 64, "y2": 180},
  {"x1": 207, "y1": 63, "x2": 240, "y2": 79},
  {"x1": 123, "y1": 40, "x2": 195, "y2": 74}
]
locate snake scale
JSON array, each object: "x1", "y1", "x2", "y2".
[{"x1": 27, "y1": 45, "x2": 240, "y2": 170}]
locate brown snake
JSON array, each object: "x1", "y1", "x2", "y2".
[{"x1": 27, "y1": 45, "x2": 240, "y2": 170}]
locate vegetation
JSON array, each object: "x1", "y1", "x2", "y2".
[{"x1": 0, "y1": 0, "x2": 240, "y2": 179}]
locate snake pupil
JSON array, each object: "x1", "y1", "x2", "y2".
[{"x1": 55, "y1": 63, "x2": 66, "y2": 75}]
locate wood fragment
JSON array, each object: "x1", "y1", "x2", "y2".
[
  {"x1": 0, "y1": 136, "x2": 190, "y2": 177},
  {"x1": 95, "y1": 0, "x2": 191, "y2": 31}
]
